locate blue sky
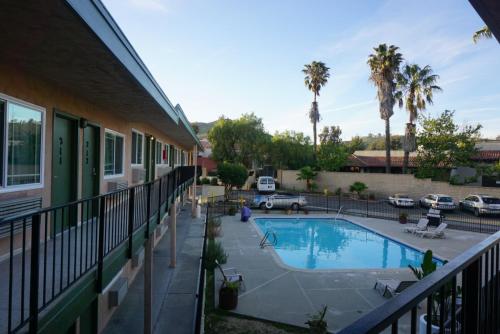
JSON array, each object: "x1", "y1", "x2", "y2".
[{"x1": 102, "y1": 0, "x2": 499, "y2": 140}]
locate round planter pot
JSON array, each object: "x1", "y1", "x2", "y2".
[
  {"x1": 219, "y1": 287, "x2": 238, "y2": 310},
  {"x1": 399, "y1": 219, "x2": 407, "y2": 224},
  {"x1": 419, "y1": 314, "x2": 440, "y2": 334}
]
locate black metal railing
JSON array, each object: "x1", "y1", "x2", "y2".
[
  {"x1": 229, "y1": 190, "x2": 500, "y2": 234},
  {"x1": 337, "y1": 230, "x2": 500, "y2": 334},
  {"x1": 0, "y1": 166, "x2": 195, "y2": 334}
]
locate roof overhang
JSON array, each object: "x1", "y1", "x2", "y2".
[
  {"x1": 469, "y1": 0, "x2": 500, "y2": 42},
  {"x1": 0, "y1": 0, "x2": 201, "y2": 149}
]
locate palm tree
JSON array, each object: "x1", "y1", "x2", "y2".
[
  {"x1": 396, "y1": 64, "x2": 442, "y2": 173},
  {"x1": 473, "y1": 26, "x2": 493, "y2": 43},
  {"x1": 367, "y1": 44, "x2": 403, "y2": 173},
  {"x1": 303, "y1": 61, "x2": 330, "y2": 155}
]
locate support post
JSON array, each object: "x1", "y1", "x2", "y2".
[
  {"x1": 144, "y1": 234, "x2": 153, "y2": 334},
  {"x1": 169, "y1": 201, "x2": 177, "y2": 268},
  {"x1": 127, "y1": 187, "x2": 135, "y2": 258},
  {"x1": 192, "y1": 145, "x2": 198, "y2": 217},
  {"x1": 97, "y1": 197, "x2": 106, "y2": 293},
  {"x1": 29, "y1": 213, "x2": 41, "y2": 334}
]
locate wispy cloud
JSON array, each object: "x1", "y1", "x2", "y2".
[{"x1": 128, "y1": 0, "x2": 167, "y2": 13}]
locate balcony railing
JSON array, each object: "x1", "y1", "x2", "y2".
[
  {"x1": 0, "y1": 166, "x2": 195, "y2": 334},
  {"x1": 338, "y1": 230, "x2": 500, "y2": 334}
]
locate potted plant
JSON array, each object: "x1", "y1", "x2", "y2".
[
  {"x1": 305, "y1": 305, "x2": 328, "y2": 334},
  {"x1": 399, "y1": 212, "x2": 408, "y2": 224},
  {"x1": 285, "y1": 208, "x2": 292, "y2": 215},
  {"x1": 303, "y1": 208, "x2": 309, "y2": 215},
  {"x1": 219, "y1": 280, "x2": 240, "y2": 310},
  {"x1": 228, "y1": 206, "x2": 237, "y2": 216}
]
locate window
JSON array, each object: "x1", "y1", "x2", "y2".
[
  {"x1": 163, "y1": 144, "x2": 170, "y2": 165},
  {"x1": 155, "y1": 141, "x2": 162, "y2": 164},
  {"x1": 0, "y1": 96, "x2": 44, "y2": 190},
  {"x1": 104, "y1": 130, "x2": 124, "y2": 177},
  {"x1": 131, "y1": 130, "x2": 143, "y2": 165}
]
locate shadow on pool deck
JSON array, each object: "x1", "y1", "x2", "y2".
[{"x1": 215, "y1": 213, "x2": 488, "y2": 333}]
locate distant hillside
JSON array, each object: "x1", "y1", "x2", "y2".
[{"x1": 191, "y1": 121, "x2": 216, "y2": 138}]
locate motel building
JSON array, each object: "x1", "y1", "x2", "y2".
[{"x1": 0, "y1": 1, "x2": 201, "y2": 334}]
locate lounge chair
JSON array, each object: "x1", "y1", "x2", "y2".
[
  {"x1": 415, "y1": 223, "x2": 447, "y2": 239},
  {"x1": 404, "y1": 218, "x2": 429, "y2": 234},
  {"x1": 374, "y1": 279, "x2": 416, "y2": 298},
  {"x1": 215, "y1": 259, "x2": 245, "y2": 291}
]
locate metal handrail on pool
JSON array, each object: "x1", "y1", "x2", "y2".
[
  {"x1": 334, "y1": 206, "x2": 344, "y2": 222},
  {"x1": 260, "y1": 230, "x2": 277, "y2": 248}
]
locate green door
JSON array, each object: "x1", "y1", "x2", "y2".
[
  {"x1": 52, "y1": 114, "x2": 78, "y2": 230},
  {"x1": 144, "y1": 135, "x2": 155, "y2": 182},
  {"x1": 82, "y1": 125, "x2": 99, "y2": 198}
]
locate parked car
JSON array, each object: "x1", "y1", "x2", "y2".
[
  {"x1": 257, "y1": 176, "x2": 275, "y2": 193},
  {"x1": 388, "y1": 194, "x2": 415, "y2": 207},
  {"x1": 419, "y1": 194, "x2": 456, "y2": 211},
  {"x1": 253, "y1": 193, "x2": 307, "y2": 210},
  {"x1": 459, "y1": 194, "x2": 500, "y2": 216}
]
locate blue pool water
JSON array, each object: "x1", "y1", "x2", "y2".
[{"x1": 254, "y1": 218, "x2": 442, "y2": 270}]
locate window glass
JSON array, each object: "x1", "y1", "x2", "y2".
[
  {"x1": 155, "y1": 142, "x2": 162, "y2": 164},
  {"x1": 483, "y1": 197, "x2": 500, "y2": 204},
  {"x1": 104, "y1": 131, "x2": 124, "y2": 176},
  {"x1": 6, "y1": 102, "x2": 42, "y2": 186},
  {"x1": 163, "y1": 144, "x2": 169, "y2": 165},
  {"x1": 131, "y1": 131, "x2": 143, "y2": 165},
  {"x1": 0, "y1": 100, "x2": 4, "y2": 186}
]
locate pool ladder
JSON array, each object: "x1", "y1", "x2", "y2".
[
  {"x1": 334, "y1": 206, "x2": 344, "y2": 222},
  {"x1": 260, "y1": 230, "x2": 277, "y2": 248}
]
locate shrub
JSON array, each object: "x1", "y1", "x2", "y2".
[
  {"x1": 334, "y1": 187, "x2": 342, "y2": 196},
  {"x1": 349, "y1": 181, "x2": 367, "y2": 197},
  {"x1": 207, "y1": 218, "x2": 222, "y2": 239},
  {"x1": 210, "y1": 177, "x2": 219, "y2": 186},
  {"x1": 227, "y1": 206, "x2": 237, "y2": 216},
  {"x1": 305, "y1": 305, "x2": 328, "y2": 334},
  {"x1": 250, "y1": 182, "x2": 257, "y2": 189},
  {"x1": 201, "y1": 177, "x2": 210, "y2": 185},
  {"x1": 368, "y1": 193, "x2": 376, "y2": 200},
  {"x1": 205, "y1": 241, "x2": 227, "y2": 270},
  {"x1": 218, "y1": 163, "x2": 248, "y2": 198}
]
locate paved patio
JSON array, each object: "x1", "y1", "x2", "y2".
[{"x1": 215, "y1": 213, "x2": 488, "y2": 333}]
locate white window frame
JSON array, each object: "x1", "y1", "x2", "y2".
[
  {"x1": 163, "y1": 143, "x2": 170, "y2": 166},
  {"x1": 0, "y1": 92, "x2": 46, "y2": 193},
  {"x1": 104, "y1": 128, "x2": 125, "y2": 180},
  {"x1": 131, "y1": 129, "x2": 144, "y2": 167},
  {"x1": 155, "y1": 140, "x2": 165, "y2": 165}
]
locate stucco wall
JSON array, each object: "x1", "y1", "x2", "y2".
[
  {"x1": 0, "y1": 65, "x2": 194, "y2": 207},
  {"x1": 278, "y1": 170, "x2": 500, "y2": 200}
]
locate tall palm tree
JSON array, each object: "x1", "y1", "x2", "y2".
[
  {"x1": 396, "y1": 64, "x2": 442, "y2": 173},
  {"x1": 473, "y1": 26, "x2": 493, "y2": 43},
  {"x1": 303, "y1": 61, "x2": 330, "y2": 155},
  {"x1": 367, "y1": 44, "x2": 403, "y2": 173}
]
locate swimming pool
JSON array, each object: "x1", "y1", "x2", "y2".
[{"x1": 254, "y1": 217, "x2": 442, "y2": 270}]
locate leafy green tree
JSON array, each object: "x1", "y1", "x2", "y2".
[
  {"x1": 296, "y1": 166, "x2": 317, "y2": 192},
  {"x1": 217, "y1": 162, "x2": 248, "y2": 197},
  {"x1": 208, "y1": 113, "x2": 268, "y2": 168},
  {"x1": 473, "y1": 26, "x2": 493, "y2": 43},
  {"x1": 368, "y1": 44, "x2": 403, "y2": 173},
  {"x1": 346, "y1": 136, "x2": 366, "y2": 153},
  {"x1": 317, "y1": 144, "x2": 349, "y2": 172},
  {"x1": 416, "y1": 110, "x2": 482, "y2": 179},
  {"x1": 396, "y1": 64, "x2": 442, "y2": 173},
  {"x1": 318, "y1": 126, "x2": 342, "y2": 145},
  {"x1": 303, "y1": 61, "x2": 331, "y2": 154},
  {"x1": 366, "y1": 135, "x2": 403, "y2": 150},
  {"x1": 267, "y1": 131, "x2": 314, "y2": 170}
]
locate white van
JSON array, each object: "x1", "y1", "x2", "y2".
[{"x1": 257, "y1": 176, "x2": 275, "y2": 193}]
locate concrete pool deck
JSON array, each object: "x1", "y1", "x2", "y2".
[{"x1": 215, "y1": 213, "x2": 488, "y2": 333}]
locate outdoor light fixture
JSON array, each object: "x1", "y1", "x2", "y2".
[{"x1": 79, "y1": 118, "x2": 88, "y2": 128}]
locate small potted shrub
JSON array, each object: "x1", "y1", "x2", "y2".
[
  {"x1": 219, "y1": 280, "x2": 240, "y2": 310},
  {"x1": 303, "y1": 208, "x2": 309, "y2": 215},
  {"x1": 305, "y1": 305, "x2": 328, "y2": 334},
  {"x1": 285, "y1": 208, "x2": 292, "y2": 215},
  {"x1": 210, "y1": 177, "x2": 219, "y2": 186},
  {"x1": 368, "y1": 193, "x2": 376, "y2": 201},
  {"x1": 207, "y1": 218, "x2": 222, "y2": 238},
  {"x1": 399, "y1": 212, "x2": 408, "y2": 224},
  {"x1": 228, "y1": 206, "x2": 237, "y2": 216}
]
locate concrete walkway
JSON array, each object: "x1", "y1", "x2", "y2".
[
  {"x1": 216, "y1": 213, "x2": 488, "y2": 333},
  {"x1": 103, "y1": 205, "x2": 204, "y2": 334}
]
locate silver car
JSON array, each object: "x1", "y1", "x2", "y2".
[
  {"x1": 459, "y1": 194, "x2": 500, "y2": 216},
  {"x1": 253, "y1": 193, "x2": 307, "y2": 210},
  {"x1": 419, "y1": 194, "x2": 456, "y2": 211},
  {"x1": 388, "y1": 194, "x2": 415, "y2": 207}
]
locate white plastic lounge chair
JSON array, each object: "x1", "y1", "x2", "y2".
[
  {"x1": 415, "y1": 223, "x2": 447, "y2": 239},
  {"x1": 404, "y1": 218, "x2": 429, "y2": 234},
  {"x1": 374, "y1": 279, "x2": 416, "y2": 298},
  {"x1": 215, "y1": 260, "x2": 245, "y2": 291}
]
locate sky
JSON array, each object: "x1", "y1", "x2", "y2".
[{"x1": 102, "y1": 0, "x2": 499, "y2": 140}]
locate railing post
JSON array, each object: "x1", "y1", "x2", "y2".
[
  {"x1": 127, "y1": 187, "x2": 135, "y2": 258},
  {"x1": 366, "y1": 198, "x2": 368, "y2": 217},
  {"x1": 97, "y1": 196, "x2": 106, "y2": 293},
  {"x1": 146, "y1": 183, "x2": 152, "y2": 238},
  {"x1": 29, "y1": 213, "x2": 41, "y2": 334},
  {"x1": 462, "y1": 258, "x2": 480, "y2": 334},
  {"x1": 326, "y1": 193, "x2": 329, "y2": 214},
  {"x1": 157, "y1": 179, "x2": 163, "y2": 225}
]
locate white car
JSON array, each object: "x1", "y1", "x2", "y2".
[
  {"x1": 257, "y1": 176, "x2": 275, "y2": 193},
  {"x1": 459, "y1": 194, "x2": 500, "y2": 216},
  {"x1": 419, "y1": 194, "x2": 456, "y2": 211},
  {"x1": 388, "y1": 194, "x2": 415, "y2": 207}
]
